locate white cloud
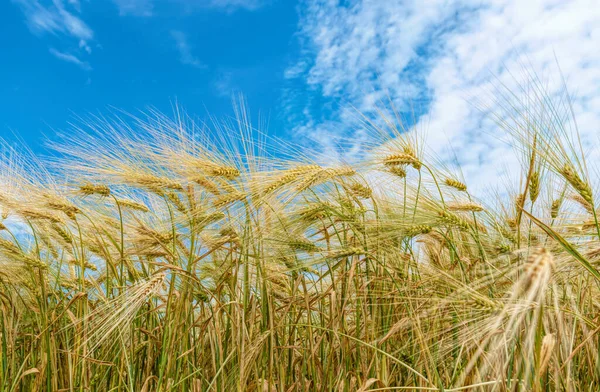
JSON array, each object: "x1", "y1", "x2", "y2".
[
  {"x1": 207, "y1": 0, "x2": 264, "y2": 11},
  {"x1": 13, "y1": 0, "x2": 93, "y2": 41},
  {"x1": 78, "y1": 38, "x2": 91, "y2": 53},
  {"x1": 288, "y1": 0, "x2": 600, "y2": 194},
  {"x1": 13, "y1": 0, "x2": 95, "y2": 69},
  {"x1": 49, "y1": 48, "x2": 92, "y2": 70},
  {"x1": 213, "y1": 71, "x2": 236, "y2": 97},
  {"x1": 171, "y1": 30, "x2": 206, "y2": 69},
  {"x1": 112, "y1": 0, "x2": 153, "y2": 17},
  {"x1": 112, "y1": 0, "x2": 265, "y2": 16}
]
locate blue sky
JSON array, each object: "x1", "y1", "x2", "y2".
[
  {"x1": 2, "y1": 0, "x2": 600, "y2": 191},
  {"x1": 1, "y1": 0, "x2": 301, "y2": 150}
]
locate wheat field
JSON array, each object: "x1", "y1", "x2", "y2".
[{"x1": 1, "y1": 84, "x2": 600, "y2": 391}]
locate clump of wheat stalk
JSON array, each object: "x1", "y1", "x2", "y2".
[{"x1": 2, "y1": 80, "x2": 600, "y2": 391}]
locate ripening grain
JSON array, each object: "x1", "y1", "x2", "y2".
[{"x1": 1, "y1": 84, "x2": 600, "y2": 391}]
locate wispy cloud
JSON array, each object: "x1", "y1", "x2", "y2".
[
  {"x1": 12, "y1": 0, "x2": 95, "y2": 69},
  {"x1": 13, "y1": 0, "x2": 93, "y2": 42},
  {"x1": 111, "y1": 0, "x2": 266, "y2": 16},
  {"x1": 112, "y1": 0, "x2": 153, "y2": 17},
  {"x1": 206, "y1": 0, "x2": 265, "y2": 11},
  {"x1": 49, "y1": 48, "x2": 91, "y2": 70},
  {"x1": 287, "y1": 0, "x2": 600, "y2": 193},
  {"x1": 171, "y1": 30, "x2": 206, "y2": 69},
  {"x1": 213, "y1": 71, "x2": 236, "y2": 97}
]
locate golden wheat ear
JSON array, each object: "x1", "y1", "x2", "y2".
[{"x1": 72, "y1": 273, "x2": 167, "y2": 353}]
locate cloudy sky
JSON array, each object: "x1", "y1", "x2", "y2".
[{"x1": 2, "y1": 0, "x2": 600, "y2": 191}]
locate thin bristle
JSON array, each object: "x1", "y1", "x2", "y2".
[{"x1": 2, "y1": 81, "x2": 599, "y2": 391}]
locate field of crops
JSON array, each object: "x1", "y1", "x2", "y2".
[{"x1": 1, "y1": 87, "x2": 600, "y2": 391}]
